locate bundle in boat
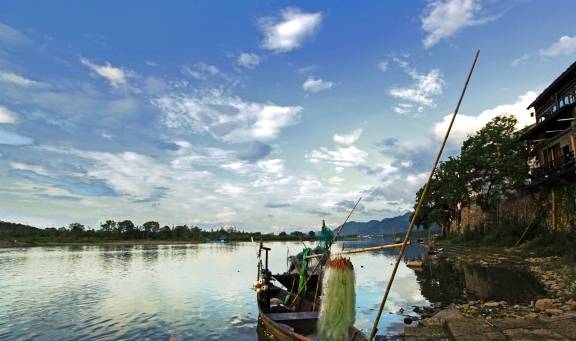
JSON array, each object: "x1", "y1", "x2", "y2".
[{"x1": 318, "y1": 256, "x2": 355, "y2": 341}]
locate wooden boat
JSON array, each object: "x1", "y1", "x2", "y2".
[
  {"x1": 257, "y1": 284, "x2": 366, "y2": 340},
  {"x1": 255, "y1": 244, "x2": 367, "y2": 340}
]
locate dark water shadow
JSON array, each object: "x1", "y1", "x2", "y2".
[{"x1": 415, "y1": 258, "x2": 546, "y2": 305}]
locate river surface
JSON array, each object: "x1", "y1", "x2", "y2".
[{"x1": 0, "y1": 240, "x2": 544, "y2": 340}]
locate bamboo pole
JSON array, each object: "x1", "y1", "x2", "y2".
[
  {"x1": 368, "y1": 50, "x2": 480, "y2": 340},
  {"x1": 305, "y1": 242, "x2": 409, "y2": 259}
]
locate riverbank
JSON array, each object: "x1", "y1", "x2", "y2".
[
  {"x1": 0, "y1": 236, "x2": 350, "y2": 248},
  {"x1": 405, "y1": 243, "x2": 576, "y2": 340},
  {"x1": 0, "y1": 239, "x2": 208, "y2": 248}
]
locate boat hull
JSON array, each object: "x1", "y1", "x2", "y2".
[{"x1": 257, "y1": 286, "x2": 367, "y2": 341}]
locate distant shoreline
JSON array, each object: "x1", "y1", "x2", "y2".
[
  {"x1": 0, "y1": 240, "x2": 206, "y2": 248},
  {"x1": 0, "y1": 236, "x2": 367, "y2": 248}
]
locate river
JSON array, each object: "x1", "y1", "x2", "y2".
[{"x1": 0, "y1": 240, "x2": 544, "y2": 340}]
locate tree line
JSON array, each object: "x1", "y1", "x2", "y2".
[{"x1": 0, "y1": 219, "x2": 320, "y2": 244}]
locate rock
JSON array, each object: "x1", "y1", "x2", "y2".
[
  {"x1": 420, "y1": 304, "x2": 463, "y2": 327},
  {"x1": 545, "y1": 308, "x2": 563, "y2": 315},
  {"x1": 527, "y1": 312, "x2": 539, "y2": 318},
  {"x1": 403, "y1": 316, "x2": 413, "y2": 324},
  {"x1": 484, "y1": 301, "x2": 501, "y2": 308},
  {"x1": 534, "y1": 298, "x2": 554, "y2": 312},
  {"x1": 513, "y1": 304, "x2": 520, "y2": 309},
  {"x1": 568, "y1": 299, "x2": 576, "y2": 311}
]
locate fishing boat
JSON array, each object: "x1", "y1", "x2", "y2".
[
  {"x1": 255, "y1": 240, "x2": 368, "y2": 341},
  {"x1": 254, "y1": 220, "x2": 410, "y2": 340}
]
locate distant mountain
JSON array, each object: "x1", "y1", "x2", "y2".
[{"x1": 339, "y1": 212, "x2": 412, "y2": 236}]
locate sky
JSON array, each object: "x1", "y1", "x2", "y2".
[{"x1": 1, "y1": 0, "x2": 576, "y2": 231}]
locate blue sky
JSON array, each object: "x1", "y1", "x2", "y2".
[{"x1": 1, "y1": 0, "x2": 576, "y2": 230}]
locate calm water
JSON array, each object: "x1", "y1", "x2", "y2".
[{"x1": 0, "y1": 241, "x2": 544, "y2": 340}]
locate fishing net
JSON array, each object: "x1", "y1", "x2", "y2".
[
  {"x1": 318, "y1": 257, "x2": 355, "y2": 341},
  {"x1": 318, "y1": 219, "x2": 335, "y2": 249},
  {"x1": 297, "y1": 248, "x2": 310, "y2": 294}
]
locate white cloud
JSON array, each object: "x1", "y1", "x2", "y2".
[
  {"x1": 377, "y1": 61, "x2": 389, "y2": 72},
  {"x1": 511, "y1": 53, "x2": 530, "y2": 67},
  {"x1": 216, "y1": 209, "x2": 237, "y2": 222},
  {"x1": 220, "y1": 158, "x2": 286, "y2": 177},
  {"x1": 154, "y1": 90, "x2": 302, "y2": 143},
  {"x1": 260, "y1": 8, "x2": 322, "y2": 53},
  {"x1": 432, "y1": 90, "x2": 538, "y2": 144},
  {"x1": 0, "y1": 22, "x2": 29, "y2": 44},
  {"x1": 221, "y1": 161, "x2": 253, "y2": 175},
  {"x1": 216, "y1": 183, "x2": 245, "y2": 196},
  {"x1": 389, "y1": 59, "x2": 444, "y2": 112},
  {"x1": 0, "y1": 106, "x2": 17, "y2": 124},
  {"x1": 257, "y1": 159, "x2": 285, "y2": 176},
  {"x1": 182, "y1": 62, "x2": 221, "y2": 80},
  {"x1": 237, "y1": 53, "x2": 260, "y2": 69},
  {"x1": 0, "y1": 70, "x2": 38, "y2": 87},
  {"x1": 302, "y1": 77, "x2": 333, "y2": 93},
  {"x1": 170, "y1": 145, "x2": 237, "y2": 169},
  {"x1": 540, "y1": 35, "x2": 576, "y2": 57},
  {"x1": 40, "y1": 146, "x2": 210, "y2": 200},
  {"x1": 328, "y1": 176, "x2": 344, "y2": 185},
  {"x1": 306, "y1": 145, "x2": 368, "y2": 168},
  {"x1": 298, "y1": 178, "x2": 324, "y2": 197},
  {"x1": 80, "y1": 58, "x2": 130, "y2": 88},
  {"x1": 421, "y1": 0, "x2": 491, "y2": 48},
  {"x1": 333, "y1": 128, "x2": 363, "y2": 145},
  {"x1": 10, "y1": 162, "x2": 49, "y2": 175}
]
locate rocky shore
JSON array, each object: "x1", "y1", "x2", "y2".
[{"x1": 404, "y1": 245, "x2": 576, "y2": 340}]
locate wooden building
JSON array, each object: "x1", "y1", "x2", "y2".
[{"x1": 520, "y1": 62, "x2": 576, "y2": 187}]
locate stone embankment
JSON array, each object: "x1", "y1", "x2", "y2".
[{"x1": 404, "y1": 246, "x2": 576, "y2": 340}]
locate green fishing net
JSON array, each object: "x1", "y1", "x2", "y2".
[{"x1": 318, "y1": 220, "x2": 335, "y2": 250}]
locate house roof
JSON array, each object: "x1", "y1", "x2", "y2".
[{"x1": 528, "y1": 60, "x2": 576, "y2": 109}]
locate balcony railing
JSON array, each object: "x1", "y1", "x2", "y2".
[{"x1": 531, "y1": 152, "x2": 576, "y2": 178}]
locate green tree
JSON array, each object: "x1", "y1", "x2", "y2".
[
  {"x1": 159, "y1": 225, "x2": 172, "y2": 240},
  {"x1": 413, "y1": 156, "x2": 467, "y2": 236},
  {"x1": 69, "y1": 222, "x2": 85, "y2": 233},
  {"x1": 460, "y1": 115, "x2": 529, "y2": 211},
  {"x1": 412, "y1": 115, "x2": 530, "y2": 236},
  {"x1": 100, "y1": 220, "x2": 116, "y2": 236},
  {"x1": 117, "y1": 220, "x2": 136, "y2": 239},
  {"x1": 173, "y1": 225, "x2": 191, "y2": 239},
  {"x1": 308, "y1": 230, "x2": 316, "y2": 237},
  {"x1": 142, "y1": 221, "x2": 160, "y2": 239}
]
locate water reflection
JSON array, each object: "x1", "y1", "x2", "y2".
[
  {"x1": 0, "y1": 241, "x2": 434, "y2": 340},
  {"x1": 415, "y1": 258, "x2": 546, "y2": 305}
]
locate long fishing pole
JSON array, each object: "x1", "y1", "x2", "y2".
[
  {"x1": 330, "y1": 196, "x2": 362, "y2": 249},
  {"x1": 288, "y1": 196, "x2": 362, "y2": 307},
  {"x1": 368, "y1": 49, "x2": 480, "y2": 340}
]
